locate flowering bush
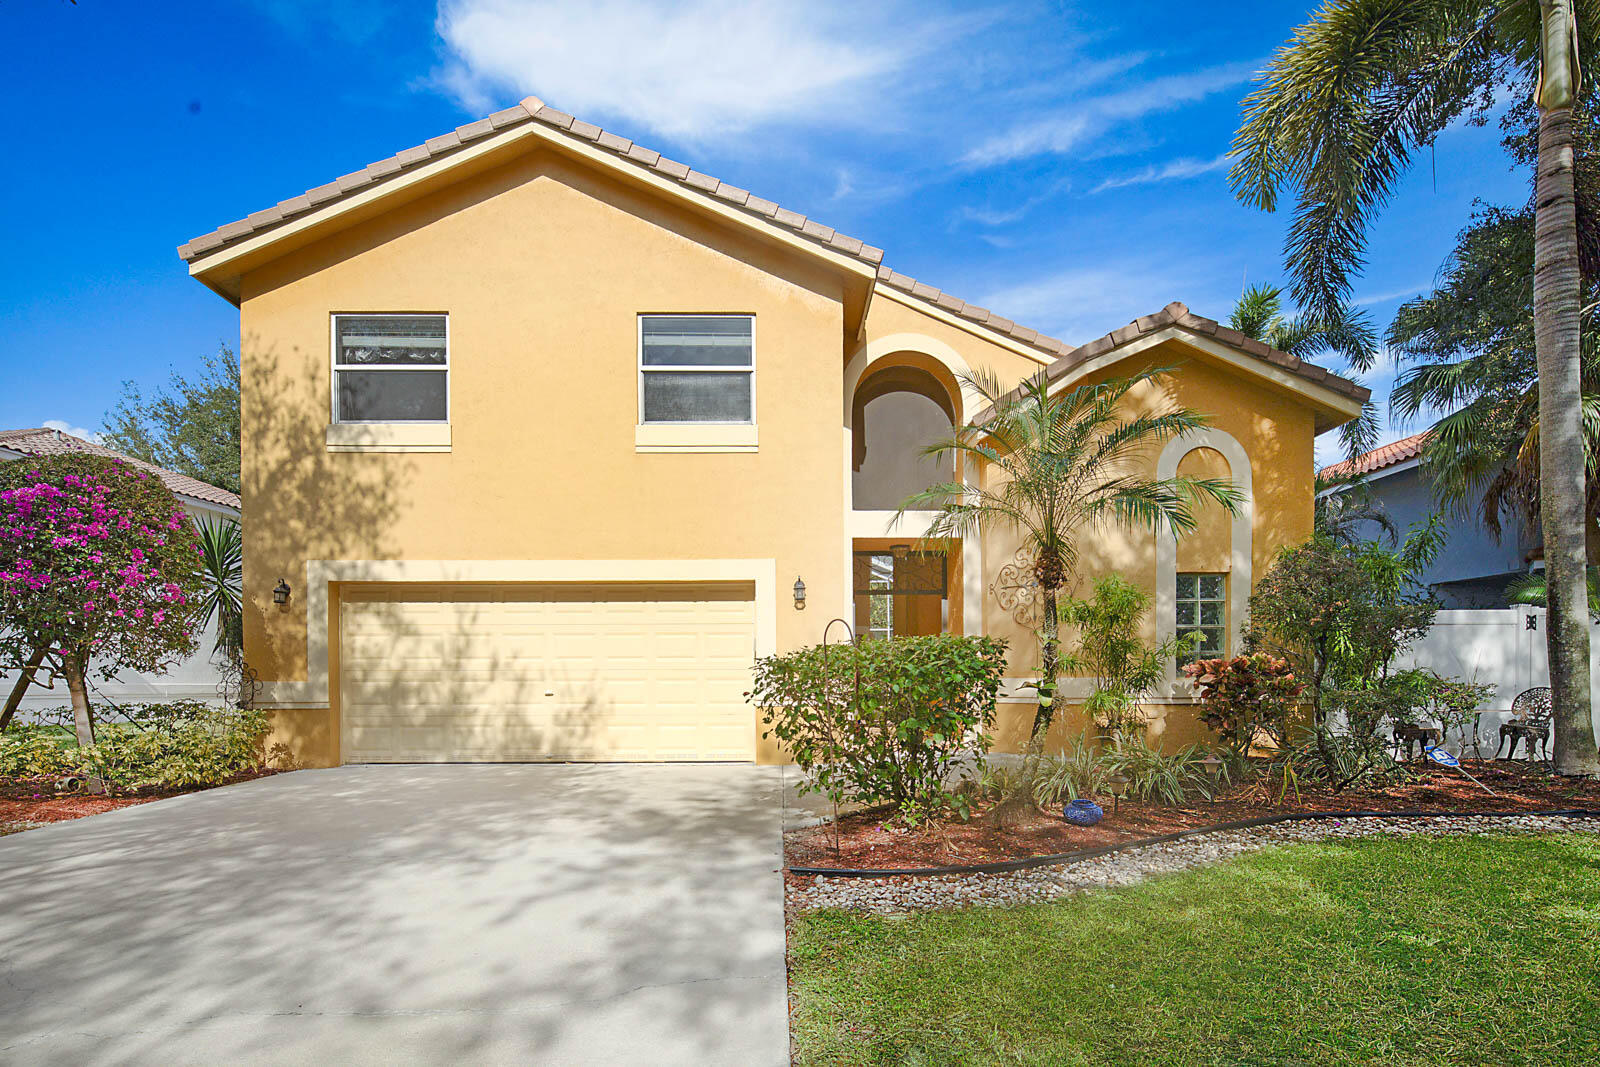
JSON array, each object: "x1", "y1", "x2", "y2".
[
  {"x1": 0, "y1": 455, "x2": 206, "y2": 744},
  {"x1": 1183, "y1": 652, "x2": 1305, "y2": 756},
  {"x1": 751, "y1": 634, "x2": 1008, "y2": 816}
]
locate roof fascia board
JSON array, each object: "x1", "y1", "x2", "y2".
[
  {"x1": 187, "y1": 118, "x2": 875, "y2": 293},
  {"x1": 875, "y1": 284, "x2": 1055, "y2": 366},
  {"x1": 1048, "y1": 325, "x2": 1365, "y2": 424}
]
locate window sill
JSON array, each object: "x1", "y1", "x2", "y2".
[
  {"x1": 635, "y1": 423, "x2": 758, "y2": 453},
  {"x1": 326, "y1": 423, "x2": 451, "y2": 453}
]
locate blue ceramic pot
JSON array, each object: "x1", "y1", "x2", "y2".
[{"x1": 1063, "y1": 798, "x2": 1104, "y2": 826}]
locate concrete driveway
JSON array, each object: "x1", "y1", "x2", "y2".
[{"x1": 0, "y1": 764, "x2": 789, "y2": 1065}]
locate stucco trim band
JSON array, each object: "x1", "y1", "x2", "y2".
[
  {"x1": 254, "y1": 557, "x2": 778, "y2": 708},
  {"x1": 326, "y1": 422, "x2": 452, "y2": 452},
  {"x1": 634, "y1": 423, "x2": 759, "y2": 453}
]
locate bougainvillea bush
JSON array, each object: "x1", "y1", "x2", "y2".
[
  {"x1": 1182, "y1": 652, "x2": 1305, "y2": 756},
  {"x1": 0, "y1": 455, "x2": 206, "y2": 746}
]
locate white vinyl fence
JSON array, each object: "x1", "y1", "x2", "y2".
[{"x1": 1394, "y1": 607, "x2": 1600, "y2": 755}]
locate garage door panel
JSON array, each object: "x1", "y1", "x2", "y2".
[{"x1": 339, "y1": 582, "x2": 756, "y2": 762}]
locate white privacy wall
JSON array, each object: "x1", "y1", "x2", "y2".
[{"x1": 1395, "y1": 607, "x2": 1600, "y2": 751}]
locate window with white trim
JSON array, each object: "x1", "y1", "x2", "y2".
[
  {"x1": 332, "y1": 314, "x2": 448, "y2": 423},
  {"x1": 638, "y1": 315, "x2": 754, "y2": 424},
  {"x1": 1176, "y1": 572, "x2": 1226, "y2": 665}
]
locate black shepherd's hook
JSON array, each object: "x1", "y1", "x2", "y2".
[{"x1": 819, "y1": 618, "x2": 860, "y2": 854}]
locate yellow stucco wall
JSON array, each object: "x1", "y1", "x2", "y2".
[{"x1": 226, "y1": 134, "x2": 1327, "y2": 766}]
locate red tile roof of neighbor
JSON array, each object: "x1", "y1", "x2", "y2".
[
  {"x1": 177, "y1": 98, "x2": 1373, "y2": 405},
  {"x1": 0, "y1": 428, "x2": 241, "y2": 511},
  {"x1": 1319, "y1": 430, "x2": 1430, "y2": 480}
]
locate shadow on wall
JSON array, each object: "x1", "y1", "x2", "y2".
[
  {"x1": 240, "y1": 339, "x2": 409, "y2": 681},
  {"x1": 0, "y1": 763, "x2": 785, "y2": 1061}
]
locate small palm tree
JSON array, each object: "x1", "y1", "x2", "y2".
[
  {"x1": 1315, "y1": 471, "x2": 1401, "y2": 547},
  {"x1": 897, "y1": 367, "x2": 1240, "y2": 795},
  {"x1": 195, "y1": 517, "x2": 243, "y2": 660},
  {"x1": 1229, "y1": 284, "x2": 1381, "y2": 456},
  {"x1": 1507, "y1": 566, "x2": 1600, "y2": 617},
  {"x1": 1232, "y1": 0, "x2": 1599, "y2": 776}
]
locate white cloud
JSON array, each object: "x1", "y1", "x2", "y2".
[
  {"x1": 978, "y1": 264, "x2": 1190, "y2": 343},
  {"x1": 956, "y1": 178, "x2": 1072, "y2": 228},
  {"x1": 962, "y1": 61, "x2": 1258, "y2": 168},
  {"x1": 1091, "y1": 153, "x2": 1230, "y2": 193},
  {"x1": 432, "y1": 0, "x2": 975, "y2": 142},
  {"x1": 42, "y1": 420, "x2": 102, "y2": 444}
]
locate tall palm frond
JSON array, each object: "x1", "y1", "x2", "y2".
[
  {"x1": 1315, "y1": 471, "x2": 1401, "y2": 546},
  {"x1": 195, "y1": 517, "x2": 243, "y2": 657},
  {"x1": 1507, "y1": 566, "x2": 1600, "y2": 617}
]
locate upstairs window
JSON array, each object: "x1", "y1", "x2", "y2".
[
  {"x1": 1176, "y1": 572, "x2": 1226, "y2": 665},
  {"x1": 639, "y1": 315, "x2": 754, "y2": 424},
  {"x1": 333, "y1": 314, "x2": 448, "y2": 423}
]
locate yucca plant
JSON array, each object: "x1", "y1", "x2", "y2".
[
  {"x1": 195, "y1": 517, "x2": 243, "y2": 659},
  {"x1": 1031, "y1": 733, "x2": 1108, "y2": 807}
]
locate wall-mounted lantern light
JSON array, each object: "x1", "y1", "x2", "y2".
[
  {"x1": 793, "y1": 577, "x2": 807, "y2": 610},
  {"x1": 272, "y1": 578, "x2": 292, "y2": 605}
]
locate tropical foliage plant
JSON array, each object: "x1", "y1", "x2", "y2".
[
  {"x1": 1182, "y1": 652, "x2": 1305, "y2": 756},
  {"x1": 195, "y1": 516, "x2": 243, "y2": 657},
  {"x1": 1231, "y1": 0, "x2": 1599, "y2": 775},
  {"x1": 897, "y1": 367, "x2": 1238, "y2": 805},
  {"x1": 1060, "y1": 574, "x2": 1197, "y2": 742},
  {"x1": 0, "y1": 455, "x2": 206, "y2": 751},
  {"x1": 750, "y1": 634, "x2": 1008, "y2": 816}
]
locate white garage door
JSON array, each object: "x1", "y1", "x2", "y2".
[{"x1": 339, "y1": 582, "x2": 757, "y2": 762}]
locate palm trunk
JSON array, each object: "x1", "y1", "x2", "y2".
[
  {"x1": 1534, "y1": 101, "x2": 1600, "y2": 776},
  {"x1": 996, "y1": 591, "x2": 1059, "y2": 824}
]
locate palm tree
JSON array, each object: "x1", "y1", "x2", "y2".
[
  {"x1": 1232, "y1": 0, "x2": 1599, "y2": 777},
  {"x1": 1315, "y1": 471, "x2": 1401, "y2": 547},
  {"x1": 194, "y1": 517, "x2": 243, "y2": 660},
  {"x1": 1230, "y1": 284, "x2": 1382, "y2": 456},
  {"x1": 1507, "y1": 565, "x2": 1600, "y2": 616},
  {"x1": 897, "y1": 367, "x2": 1239, "y2": 805}
]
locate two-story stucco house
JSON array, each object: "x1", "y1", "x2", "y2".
[{"x1": 178, "y1": 97, "x2": 1367, "y2": 768}]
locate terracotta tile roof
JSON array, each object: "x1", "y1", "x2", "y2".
[
  {"x1": 178, "y1": 97, "x2": 887, "y2": 270},
  {"x1": 1319, "y1": 429, "x2": 1430, "y2": 480},
  {"x1": 981, "y1": 302, "x2": 1370, "y2": 420},
  {"x1": 0, "y1": 428, "x2": 241, "y2": 512}
]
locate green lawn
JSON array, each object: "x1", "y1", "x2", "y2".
[{"x1": 788, "y1": 834, "x2": 1600, "y2": 1066}]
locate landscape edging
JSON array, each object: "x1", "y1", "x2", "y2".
[{"x1": 786, "y1": 808, "x2": 1600, "y2": 879}]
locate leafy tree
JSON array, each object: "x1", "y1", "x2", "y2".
[
  {"x1": 1232, "y1": 0, "x2": 1600, "y2": 776},
  {"x1": 1247, "y1": 525, "x2": 1443, "y2": 729},
  {"x1": 898, "y1": 368, "x2": 1239, "y2": 766},
  {"x1": 0, "y1": 456, "x2": 206, "y2": 761},
  {"x1": 102, "y1": 345, "x2": 241, "y2": 494},
  {"x1": 1228, "y1": 283, "x2": 1381, "y2": 455},
  {"x1": 1059, "y1": 574, "x2": 1198, "y2": 743},
  {"x1": 1389, "y1": 203, "x2": 1600, "y2": 543}
]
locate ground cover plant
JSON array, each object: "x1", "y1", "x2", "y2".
[{"x1": 788, "y1": 833, "x2": 1600, "y2": 1065}]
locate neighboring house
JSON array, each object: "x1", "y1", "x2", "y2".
[
  {"x1": 0, "y1": 428, "x2": 241, "y2": 712},
  {"x1": 1319, "y1": 431, "x2": 1538, "y2": 608},
  {"x1": 178, "y1": 97, "x2": 1366, "y2": 768}
]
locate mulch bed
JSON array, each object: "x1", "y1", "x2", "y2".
[
  {"x1": 0, "y1": 769, "x2": 278, "y2": 835},
  {"x1": 784, "y1": 761, "x2": 1600, "y2": 871}
]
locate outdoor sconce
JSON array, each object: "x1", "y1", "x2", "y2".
[
  {"x1": 793, "y1": 577, "x2": 807, "y2": 611},
  {"x1": 272, "y1": 578, "x2": 292, "y2": 606}
]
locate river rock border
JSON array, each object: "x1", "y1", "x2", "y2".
[{"x1": 786, "y1": 814, "x2": 1600, "y2": 914}]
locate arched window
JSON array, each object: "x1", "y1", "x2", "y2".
[{"x1": 851, "y1": 365, "x2": 955, "y2": 511}]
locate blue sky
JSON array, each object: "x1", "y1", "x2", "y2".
[{"x1": 1, "y1": 1, "x2": 1530, "y2": 466}]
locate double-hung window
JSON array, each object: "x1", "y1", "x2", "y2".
[
  {"x1": 332, "y1": 314, "x2": 449, "y2": 423},
  {"x1": 1176, "y1": 572, "x2": 1226, "y2": 665},
  {"x1": 638, "y1": 315, "x2": 754, "y2": 424}
]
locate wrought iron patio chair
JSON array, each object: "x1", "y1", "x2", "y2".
[{"x1": 1497, "y1": 687, "x2": 1553, "y2": 762}]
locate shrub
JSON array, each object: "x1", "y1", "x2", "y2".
[
  {"x1": 1032, "y1": 734, "x2": 1108, "y2": 807},
  {"x1": 751, "y1": 633, "x2": 1007, "y2": 814},
  {"x1": 0, "y1": 702, "x2": 268, "y2": 792},
  {"x1": 1061, "y1": 575, "x2": 1196, "y2": 741},
  {"x1": 1183, "y1": 652, "x2": 1304, "y2": 756},
  {"x1": 1100, "y1": 735, "x2": 1213, "y2": 805}
]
